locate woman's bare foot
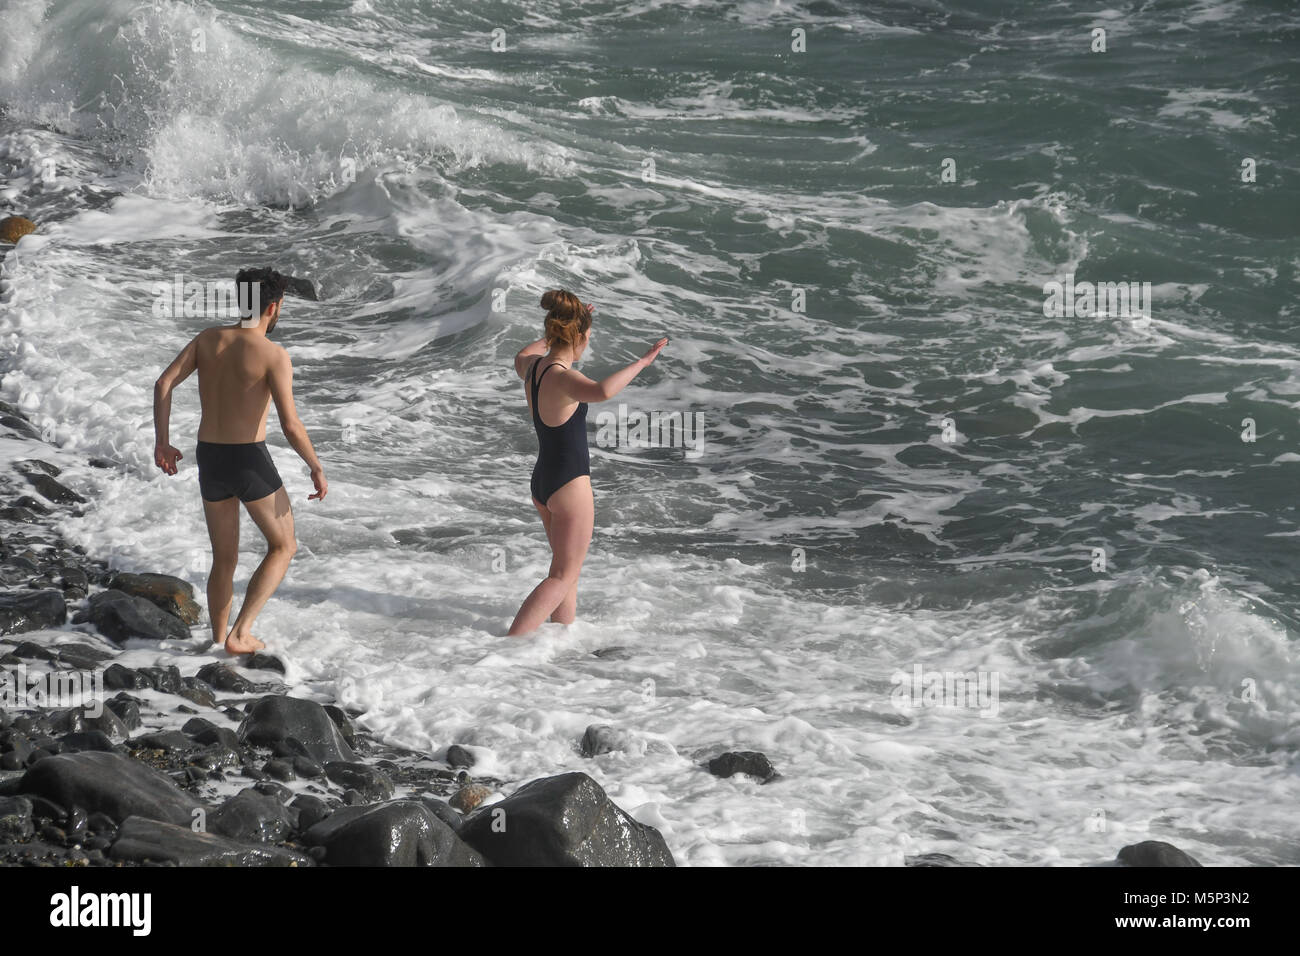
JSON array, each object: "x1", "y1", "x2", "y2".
[{"x1": 225, "y1": 631, "x2": 266, "y2": 654}]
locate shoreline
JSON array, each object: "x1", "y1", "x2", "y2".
[{"x1": 0, "y1": 397, "x2": 678, "y2": 865}]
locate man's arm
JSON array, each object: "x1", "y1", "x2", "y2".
[
  {"x1": 153, "y1": 334, "x2": 200, "y2": 475},
  {"x1": 268, "y1": 347, "x2": 327, "y2": 501}
]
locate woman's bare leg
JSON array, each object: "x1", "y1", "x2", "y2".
[
  {"x1": 508, "y1": 478, "x2": 593, "y2": 636},
  {"x1": 531, "y1": 497, "x2": 579, "y2": 625}
]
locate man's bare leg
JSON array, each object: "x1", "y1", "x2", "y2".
[
  {"x1": 201, "y1": 496, "x2": 241, "y2": 644},
  {"x1": 225, "y1": 486, "x2": 296, "y2": 654}
]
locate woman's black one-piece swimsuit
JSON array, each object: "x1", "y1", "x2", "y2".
[{"x1": 529, "y1": 358, "x2": 590, "y2": 505}]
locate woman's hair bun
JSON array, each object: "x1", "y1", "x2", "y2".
[{"x1": 540, "y1": 288, "x2": 592, "y2": 349}]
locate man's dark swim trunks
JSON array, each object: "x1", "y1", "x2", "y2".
[{"x1": 196, "y1": 440, "x2": 284, "y2": 503}]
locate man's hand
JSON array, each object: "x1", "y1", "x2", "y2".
[
  {"x1": 155, "y1": 443, "x2": 183, "y2": 475},
  {"x1": 309, "y1": 467, "x2": 328, "y2": 501}
]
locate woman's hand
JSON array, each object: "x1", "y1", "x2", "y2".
[{"x1": 639, "y1": 337, "x2": 668, "y2": 366}]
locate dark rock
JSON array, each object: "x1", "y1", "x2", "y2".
[
  {"x1": 65, "y1": 805, "x2": 88, "y2": 843},
  {"x1": 26, "y1": 747, "x2": 52, "y2": 766},
  {"x1": 137, "y1": 665, "x2": 182, "y2": 694},
  {"x1": 263, "y1": 758, "x2": 296, "y2": 782},
  {"x1": 445, "y1": 744, "x2": 475, "y2": 769},
  {"x1": 592, "y1": 646, "x2": 634, "y2": 660},
  {"x1": 196, "y1": 662, "x2": 259, "y2": 694},
  {"x1": 254, "y1": 780, "x2": 293, "y2": 803},
  {"x1": 0, "y1": 589, "x2": 67, "y2": 635},
  {"x1": 304, "y1": 800, "x2": 486, "y2": 867},
  {"x1": 284, "y1": 275, "x2": 318, "y2": 301},
  {"x1": 86, "y1": 812, "x2": 117, "y2": 835},
  {"x1": 324, "y1": 762, "x2": 393, "y2": 802},
  {"x1": 238, "y1": 695, "x2": 357, "y2": 764},
  {"x1": 291, "y1": 755, "x2": 324, "y2": 778},
  {"x1": 323, "y1": 705, "x2": 357, "y2": 747},
  {"x1": 131, "y1": 731, "x2": 195, "y2": 753},
  {"x1": 580, "y1": 724, "x2": 630, "y2": 758},
  {"x1": 0, "y1": 795, "x2": 33, "y2": 841},
  {"x1": 83, "y1": 590, "x2": 190, "y2": 643},
  {"x1": 104, "y1": 697, "x2": 142, "y2": 730},
  {"x1": 105, "y1": 572, "x2": 201, "y2": 625},
  {"x1": 29, "y1": 794, "x2": 65, "y2": 821},
  {"x1": 39, "y1": 823, "x2": 68, "y2": 844},
  {"x1": 181, "y1": 718, "x2": 238, "y2": 749},
  {"x1": 460, "y1": 772, "x2": 675, "y2": 867},
  {"x1": 13, "y1": 459, "x2": 59, "y2": 478},
  {"x1": 23, "y1": 472, "x2": 86, "y2": 505},
  {"x1": 19, "y1": 752, "x2": 203, "y2": 826},
  {"x1": 102, "y1": 664, "x2": 150, "y2": 691},
  {"x1": 209, "y1": 788, "x2": 295, "y2": 843},
  {"x1": 420, "y1": 796, "x2": 462, "y2": 832},
  {"x1": 707, "y1": 751, "x2": 778, "y2": 783},
  {"x1": 12, "y1": 714, "x2": 51, "y2": 736},
  {"x1": 905, "y1": 852, "x2": 980, "y2": 867},
  {"x1": 176, "y1": 677, "x2": 218, "y2": 709},
  {"x1": 10, "y1": 640, "x2": 58, "y2": 661},
  {"x1": 110, "y1": 815, "x2": 311, "y2": 866},
  {"x1": 58, "y1": 731, "x2": 118, "y2": 753},
  {"x1": 52, "y1": 641, "x2": 113, "y2": 669},
  {"x1": 188, "y1": 744, "x2": 241, "y2": 772},
  {"x1": 246, "y1": 653, "x2": 285, "y2": 674},
  {"x1": 289, "y1": 794, "x2": 331, "y2": 832},
  {"x1": 1117, "y1": 841, "x2": 1202, "y2": 868},
  {"x1": 52, "y1": 567, "x2": 90, "y2": 598}
]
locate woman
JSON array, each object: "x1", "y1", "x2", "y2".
[{"x1": 509, "y1": 289, "x2": 667, "y2": 636}]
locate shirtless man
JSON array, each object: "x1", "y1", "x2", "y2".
[{"x1": 152, "y1": 267, "x2": 327, "y2": 654}]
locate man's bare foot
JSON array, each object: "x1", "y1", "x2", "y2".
[{"x1": 225, "y1": 631, "x2": 266, "y2": 654}]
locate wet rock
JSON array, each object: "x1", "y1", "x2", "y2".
[
  {"x1": 0, "y1": 795, "x2": 34, "y2": 841},
  {"x1": 445, "y1": 744, "x2": 475, "y2": 769},
  {"x1": 707, "y1": 751, "x2": 778, "y2": 783},
  {"x1": 110, "y1": 815, "x2": 311, "y2": 867},
  {"x1": 580, "y1": 724, "x2": 631, "y2": 758},
  {"x1": 0, "y1": 216, "x2": 36, "y2": 243},
  {"x1": 324, "y1": 762, "x2": 393, "y2": 802},
  {"x1": 246, "y1": 653, "x2": 286, "y2": 674},
  {"x1": 0, "y1": 589, "x2": 67, "y2": 635},
  {"x1": 449, "y1": 784, "x2": 492, "y2": 814},
  {"x1": 237, "y1": 695, "x2": 357, "y2": 764},
  {"x1": 80, "y1": 590, "x2": 190, "y2": 643},
  {"x1": 9, "y1": 640, "x2": 57, "y2": 661},
  {"x1": 22, "y1": 472, "x2": 86, "y2": 505},
  {"x1": 51, "y1": 641, "x2": 113, "y2": 669},
  {"x1": 253, "y1": 780, "x2": 293, "y2": 803},
  {"x1": 131, "y1": 731, "x2": 194, "y2": 754},
  {"x1": 291, "y1": 755, "x2": 323, "y2": 778},
  {"x1": 460, "y1": 772, "x2": 675, "y2": 867},
  {"x1": 420, "y1": 796, "x2": 462, "y2": 832},
  {"x1": 290, "y1": 794, "x2": 331, "y2": 832},
  {"x1": 209, "y1": 788, "x2": 295, "y2": 844},
  {"x1": 196, "y1": 662, "x2": 259, "y2": 694},
  {"x1": 905, "y1": 852, "x2": 980, "y2": 867},
  {"x1": 181, "y1": 718, "x2": 238, "y2": 749},
  {"x1": 1117, "y1": 841, "x2": 1202, "y2": 868},
  {"x1": 18, "y1": 751, "x2": 203, "y2": 826},
  {"x1": 105, "y1": 572, "x2": 201, "y2": 625},
  {"x1": 303, "y1": 800, "x2": 485, "y2": 867},
  {"x1": 323, "y1": 705, "x2": 356, "y2": 747},
  {"x1": 137, "y1": 665, "x2": 182, "y2": 694},
  {"x1": 176, "y1": 677, "x2": 218, "y2": 709},
  {"x1": 57, "y1": 731, "x2": 118, "y2": 754},
  {"x1": 284, "y1": 275, "x2": 318, "y2": 301},
  {"x1": 105, "y1": 697, "x2": 142, "y2": 730},
  {"x1": 51, "y1": 567, "x2": 89, "y2": 598},
  {"x1": 263, "y1": 758, "x2": 296, "y2": 782},
  {"x1": 188, "y1": 744, "x2": 241, "y2": 772},
  {"x1": 102, "y1": 664, "x2": 150, "y2": 691}
]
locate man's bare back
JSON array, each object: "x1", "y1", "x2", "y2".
[{"x1": 195, "y1": 327, "x2": 281, "y2": 442}]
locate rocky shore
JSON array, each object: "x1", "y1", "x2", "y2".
[{"x1": 0, "y1": 396, "x2": 1206, "y2": 867}]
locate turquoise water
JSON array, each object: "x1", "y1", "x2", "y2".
[{"x1": 1, "y1": 0, "x2": 1298, "y2": 864}]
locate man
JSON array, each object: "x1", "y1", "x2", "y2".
[{"x1": 152, "y1": 267, "x2": 327, "y2": 654}]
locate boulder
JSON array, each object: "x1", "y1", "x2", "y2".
[
  {"x1": 209, "y1": 788, "x2": 295, "y2": 844},
  {"x1": 707, "y1": 750, "x2": 778, "y2": 783},
  {"x1": 22, "y1": 473, "x2": 86, "y2": 505},
  {"x1": 460, "y1": 772, "x2": 674, "y2": 867},
  {"x1": 105, "y1": 572, "x2": 201, "y2": 625},
  {"x1": 303, "y1": 800, "x2": 485, "y2": 867},
  {"x1": 80, "y1": 590, "x2": 190, "y2": 643},
  {"x1": 196, "y1": 662, "x2": 259, "y2": 694},
  {"x1": 323, "y1": 762, "x2": 393, "y2": 802},
  {"x1": 237, "y1": 695, "x2": 356, "y2": 764},
  {"x1": 1116, "y1": 841, "x2": 1202, "y2": 867},
  {"x1": 0, "y1": 795, "x2": 34, "y2": 841},
  {"x1": 0, "y1": 590, "x2": 67, "y2": 635},
  {"x1": 110, "y1": 815, "x2": 310, "y2": 866},
  {"x1": 17, "y1": 751, "x2": 202, "y2": 826},
  {"x1": 580, "y1": 724, "x2": 631, "y2": 758},
  {"x1": 0, "y1": 216, "x2": 36, "y2": 243}
]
